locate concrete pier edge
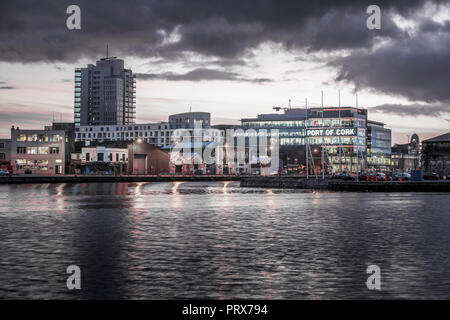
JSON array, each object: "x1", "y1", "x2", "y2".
[
  {"x1": 240, "y1": 176, "x2": 450, "y2": 192},
  {"x1": 1, "y1": 175, "x2": 449, "y2": 192},
  {"x1": 0, "y1": 175, "x2": 240, "y2": 184}
]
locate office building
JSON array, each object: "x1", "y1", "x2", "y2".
[
  {"x1": 75, "y1": 122, "x2": 173, "y2": 148},
  {"x1": 10, "y1": 126, "x2": 66, "y2": 175},
  {"x1": 169, "y1": 112, "x2": 211, "y2": 129},
  {"x1": 75, "y1": 112, "x2": 216, "y2": 149},
  {"x1": 421, "y1": 132, "x2": 450, "y2": 178},
  {"x1": 391, "y1": 133, "x2": 421, "y2": 172},
  {"x1": 0, "y1": 139, "x2": 11, "y2": 170},
  {"x1": 74, "y1": 56, "x2": 136, "y2": 126},
  {"x1": 241, "y1": 107, "x2": 368, "y2": 174},
  {"x1": 45, "y1": 122, "x2": 76, "y2": 174},
  {"x1": 367, "y1": 120, "x2": 392, "y2": 171}
]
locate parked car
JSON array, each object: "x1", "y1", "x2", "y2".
[
  {"x1": 0, "y1": 169, "x2": 10, "y2": 176},
  {"x1": 331, "y1": 173, "x2": 356, "y2": 181},
  {"x1": 375, "y1": 172, "x2": 386, "y2": 181},
  {"x1": 358, "y1": 172, "x2": 368, "y2": 181},
  {"x1": 362, "y1": 172, "x2": 387, "y2": 181},
  {"x1": 393, "y1": 172, "x2": 411, "y2": 181},
  {"x1": 423, "y1": 172, "x2": 440, "y2": 180}
]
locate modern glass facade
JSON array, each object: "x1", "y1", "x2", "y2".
[
  {"x1": 367, "y1": 121, "x2": 392, "y2": 171},
  {"x1": 241, "y1": 107, "x2": 371, "y2": 173},
  {"x1": 74, "y1": 68, "x2": 81, "y2": 126}
]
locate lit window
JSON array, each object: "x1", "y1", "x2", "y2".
[
  {"x1": 38, "y1": 147, "x2": 49, "y2": 154},
  {"x1": 27, "y1": 147, "x2": 37, "y2": 154}
]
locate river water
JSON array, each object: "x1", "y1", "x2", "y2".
[{"x1": 0, "y1": 181, "x2": 449, "y2": 299}]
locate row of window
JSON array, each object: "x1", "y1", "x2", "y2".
[
  {"x1": 279, "y1": 137, "x2": 366, "y2": 146},
  {"x1": 16, "y1": 134, "x2": 61, "y2": 142},
  {"x1": 77, "y1": 131, "x2": 170, "y2": 139},
  {"x1": 16, "y1": 147, "x2": 59, "y2": 154},
  {"x1": 84, "y1": 152, "x2": 127, "y2": 162},
  {"x1": 76, "y1": 124, "x2": 169, "y2": 132},
  {"x1": 243, "y1": 119, "x2": 366, "y2": 128},
  {"x1": 15, "y1": 159, "x2": 62, "y2": 171}
]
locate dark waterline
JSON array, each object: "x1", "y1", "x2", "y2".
[{"x1": 0, "y1": 181, "x2": 449, "y2": 299}]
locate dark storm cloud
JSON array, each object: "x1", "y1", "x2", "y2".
[
  {"x1": 0, "y1": 0, "x2": 438, "y2": 63},
  {"x1": 136, "y1": 68, "x2": 272, "y2": 83},
  {"x1": 331, "y1": 9, "x2": 450, "y2": 104},
  {"x1": 331, "y1": 24, "x2": 450, "y2": 103},
  {"x1": 370, "y1": 104, "x2": 450, "y2": 117},
  {"x1": 1, "y1": 0, "x2": 449, "y2": 106}
]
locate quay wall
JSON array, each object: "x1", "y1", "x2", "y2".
[
  {"x1": 0, "y1": 175, "x2": 240, "y2": 184},
  {"x1": 240, "y1": 176, "x2": 450, "y2": 192}
]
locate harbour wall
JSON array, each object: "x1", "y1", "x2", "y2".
[{"x1": 240, "y1": 176, "x2": 450, "y2": 192}]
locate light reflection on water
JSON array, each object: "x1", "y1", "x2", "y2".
[{"x1": 0, "y1": 181, "x2": 449, "y2": 299}]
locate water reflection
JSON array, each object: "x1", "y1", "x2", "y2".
[{"x1": 0, "y1": 182, "x2": 449, "y2": 299}]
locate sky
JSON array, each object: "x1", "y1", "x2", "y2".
[{"x1": 0, "y1": 0, "x2": 449, "y2": 145}]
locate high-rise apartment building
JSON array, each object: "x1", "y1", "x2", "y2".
[{"x1": 74, "y1": 57, "x2": 136, "y2": 126}]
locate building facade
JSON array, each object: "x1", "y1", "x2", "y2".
[
  {"x1": 241, "y1": 107, "x2": 369, "y2": 174},
  {"x1": 45, "y1": 122, "x2": 76, "y2": 174},
  {"x1": 169, "y1": 112, "x2": 211, "y2": 129},
  {"x1": 128, "y1": 141, "x2": 170, "y2": 175},
  {"x1": 367, "y1": 120, "x2": 392, "y2": 171},
  {"x1": 75, "y1": 57, "x2": 136, "y2": 126},
  {"x1": 391, "y1": 133, "x2": 421, "y2": 172},
  {"x1": 75, "y1": 122, "x2": 173, "y2": 148},
  {"x1": 10, "y1": 127, "x2": 66, "y2": 175},
  {"x1": 0, "y1": 139, "x2": 11, "y2": 169},
  {"x1": 75, "y1": 112, "x2": 216, "y2": 149},
  {"x1": 71, "y1": 146, "x2": 128, "y2": 174},
  {"x1": 421, "y1": 132, "x2": 450, "y2": 178}
]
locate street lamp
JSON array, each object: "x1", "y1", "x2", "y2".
[{"x1": 133, "y1": 138, "x2": 143, "y2": 175}]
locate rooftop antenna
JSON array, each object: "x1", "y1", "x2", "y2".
[
  {"x1": 338, "y1": 89, "x2": 341, "y2": 107},
  {"x1": 356, "y1": 93, "x2": 358, "y2": 108},
  {"x1": 106, "y1": 44, "x2": 109, "y2": 58},
  {"x1": 288, "y1": 99, "x2": 291, "y2": 109}
]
